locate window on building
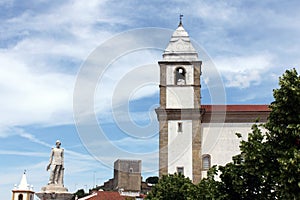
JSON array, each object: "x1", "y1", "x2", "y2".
[
  {"x1": 177, "y1": 122, "x2": 183, "y2": 133},
  {"x1": 177, "y1": 166, "x2": 184, "y2": 175},
  {"x1": 18, "y1": 194, "x2": 23, "y2": 200},
  {"x1": 175, "y1": 67, "x2": 186, "y2": 85},
  {"x1": 202, "y1": 154, "x2": 211, "y2": 170},
  {"x1": 129, "y1": 167, "x2": 133, "y2": 173}
]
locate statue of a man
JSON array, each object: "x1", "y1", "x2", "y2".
[{"x1": 47, "y1": 140, "x2": 64, "y2": 185}]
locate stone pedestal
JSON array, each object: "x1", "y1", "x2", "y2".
[{"x1": 36, "y1": 184, "x2": 73, "y2": 200}]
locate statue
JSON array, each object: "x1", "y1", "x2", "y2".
[
  {"x1": 36, "y1": 140, "x2": 73, "y2": 200},
  {"x1": 47, "y1": 140, "x2": 64, "y2": 185}
]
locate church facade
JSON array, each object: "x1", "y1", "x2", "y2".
[{"x1": 155, "y1": 21, "x2": 270, "y2": 183}]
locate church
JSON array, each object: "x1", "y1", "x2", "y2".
[
  {"x1": 12, "y1": 171, "x2": 34, "y2": 200},
  {"x1": 155, "y1": 19, "x2": 270, "y2": 184}
]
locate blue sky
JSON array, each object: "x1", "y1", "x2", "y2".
[{"x1": 1, "y1": 0, "x2": 300, "y2": 199}]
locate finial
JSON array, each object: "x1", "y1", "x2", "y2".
[{"x1": 179, "y1": 14, "x2": 183, "y2": 26}]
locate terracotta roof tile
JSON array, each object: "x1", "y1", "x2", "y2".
[
  {"x1": 201, "y1": 105, "x2": 270, "y2": 112},
  {"x1": 81, "y1": 191, "x2": 127, "y2": 200}
]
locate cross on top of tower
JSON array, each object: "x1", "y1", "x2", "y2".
[{"x1": 179, "y1": 14, "x2": 183, "y2": 26}]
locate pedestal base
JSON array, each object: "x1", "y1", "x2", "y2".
[{"x1": 36, "y1": 184, "x2": 73, "y2": 200}]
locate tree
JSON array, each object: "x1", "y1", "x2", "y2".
[
  {"x1": 72, "y1": 189, "x2": 88, "y2": 200},
  {"x1": 264, "y1": 68, "x2": 300, "y2": 198},
  {"x1": 196, "y1": 166, "x2": 227, "y2": 199},
  {"x1": 216, "y1": 68, "x2": 300, "y2": 199},
  {"x1": 146, "y1": 176, "x2": 159, "y2": 184},
  {"x1": 145, "y1": 173, "x2": 196, "y2": 200}
]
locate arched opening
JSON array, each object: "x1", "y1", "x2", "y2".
[
  {"x1": 175, "y1": 67, "x2": 186, "y2": 85},
  {"x1": 202, "y1": 154, "x2": 211, "y2": 170},
  {"x1": 18, "y1": 194, "x2": 23, "y2": 200}
]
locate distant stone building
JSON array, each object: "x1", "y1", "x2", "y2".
[
  {"x1": 100, "y1": 159, "x2": 142, "y2": 196},
  {"x1": 12, "y1": 171, "x2": 34, "y2": 200},
  {"x1": 102, "y1": 178, "x2": 114, "y2": 191},
  {"x1": 113, "y1": 159, "x2": 141, "y2": 192}
]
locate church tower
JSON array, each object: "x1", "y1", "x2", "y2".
[
  {"x1": 155, "y1": 18, "x2": 203, "y2": 183},
  {"x1": 12, "y1": 171, "x2": 34, "y2": 200}
]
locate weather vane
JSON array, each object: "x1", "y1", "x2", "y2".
[{"x1": 179, "y1": 14, "x2": 184, "y2": 25}]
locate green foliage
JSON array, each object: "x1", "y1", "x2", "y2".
[
  {"x1": 145, "y1": 173, "x2": 196, "y2": 200},
  {"x1": 196, "y1": 166, "x2": 227, "y2": 199},
  {"x1": 265, "y1": 68, "x2": 300, "y2": 198},
  {"x1": 216, "y1": 68, "x2": 300, "y2": 199},
  {"x1": 146, "y1": 176, "x2": 159, "y2": 184},
  {"x1": 266, "y1": 68, "x2": 300, "y2": 149},
  {"x1": 219, "y1": 124, "x2": 278, "y2": 199},
  {"x1": 72, "y1": 189, "x2": 88, "y2": 200}
]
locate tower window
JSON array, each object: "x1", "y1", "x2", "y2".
[
  {"x1": 177, "y1": 166, "x2": 184, "y2": 175},
  {"x1": 177, "y1": 122, "x2": 183, "y2": 133},
  {"x1": 202, "y1": 154, "x2": 211, "y2": 170},
  {"x1": 129, "y1": 168, "x2": 133, "y2": 173},
  {"x1": 18, "y1": 194, "x2": 23, "y2": 200},
  {"x1": 175, "y1": 67, "x2": 186, "y2": 85}
]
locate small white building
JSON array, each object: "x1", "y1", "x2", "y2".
[{"x1": 12, "y1": 171, "x2": 35, "y2": 200}]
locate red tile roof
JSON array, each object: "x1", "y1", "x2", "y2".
[
  {"x1": 201, "y1": 105, "x2": 270, "y2": 112},
  {"x1": 80, "y1": 191, "x2": 128, "y2": 200}
]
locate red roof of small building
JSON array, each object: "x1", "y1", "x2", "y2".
[
  {"x1": 79, "y1": 191, "x2": 128, "y2": 200},
  {"x1": 201, "y1": 105, "x2": 270, "y2": 112}
]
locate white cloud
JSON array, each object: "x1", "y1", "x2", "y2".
[
  {"x1": 0, "y1": 1, "x2": 166, "y2": 134},
  {"x1": 0, "y1": 1, "x2": 122, "y2": 134},
  {"x1": 0, "y1": 150, "x2": 47, "y2": 157},
  {"x1": 214, "y1": 53, "x2": 273, "y2": 88},
  {"x1": 169, "y1": 0, "x2": 239, "y2": 24},
  {"x1": 0, "y1": 53, "x2": 74, "y2": 129},
  {"x1": 112, "y1": 136, "x2": 158, "y2": 154},
  {"x1": 94, "y1": 50, "x2": 161, "y2": 113}
]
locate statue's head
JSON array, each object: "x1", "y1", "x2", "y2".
[{"x1": 56, "y1": 140, "x2": 61, "y2": 147}]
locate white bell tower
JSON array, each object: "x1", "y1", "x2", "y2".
[
  {"x1": 12, "y1": 171, "x2": 34, "y2": 200},
  {"x1": 156, "y1": 18, "x2": 203, "y2": 183}
]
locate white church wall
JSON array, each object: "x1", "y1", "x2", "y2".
[
  {"x1": 12, "y1": 192, "x2": 34, "y2": 200},
  {"x1": 168, "y1": 120, "x2": 193, "y2": 179},
  {"x1": 166, "y1": 87, "x2": 194, "y2": 108},
  {"x1": 202, "y1": 123, "x2": 266, "y2": 168}
]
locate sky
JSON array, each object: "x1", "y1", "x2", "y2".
[{"x1": 1, "y1": 0, "x2": 300, "y2": 199}]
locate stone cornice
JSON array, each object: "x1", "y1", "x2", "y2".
[
  {"x1": 158, "y1": 60, "x2": 202, "y2": 65},
  {"x1": 155, "y1": 108, "x2": 204, "y2": 120},
  {"x1": 155, "y1": 106, "x2": 270, "y2": 123}
]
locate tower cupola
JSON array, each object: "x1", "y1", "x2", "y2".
[{"x1": 163, "y1": 21, "x2": 198, "y2": 61}]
